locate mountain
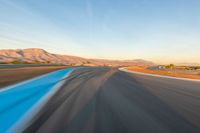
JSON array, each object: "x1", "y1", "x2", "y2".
[
  {"x1": 88, "y1": 59, "x2": 154, "y2": 66},
  {"x1": 0, "y1": 48, "x2": 154, "y2": 66},
  {"x1": 0, "y1": 48, "x2": 88, "y2": 64}
]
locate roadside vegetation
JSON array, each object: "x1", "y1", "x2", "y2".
[
  {"x1": 165, "y1": 64, "x2": 175, "y2": 69},
  {"x1": 164, "y1": 64, "x2": 200, "y2": 70},
  {"x1": 0, "y1": 61, "x2": 46, "y2": 64},
  {"x1": 9, "y1": 61, "x2": 34, "y2": 64},
  {"x1": 187, "y1": 66, "x2": 200, "y2": 70},
  {"x1": 0, "y1": 62, "x2": 7, "y2": 64},
  {"x1": 0, "y1": 61, "x2": 67, "y2": 66}
]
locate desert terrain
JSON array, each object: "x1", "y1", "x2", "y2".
[{"x1": 126, "y1": 66, "x2": 200, "y2": 80}]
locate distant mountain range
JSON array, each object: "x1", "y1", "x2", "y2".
[{"x1": 0, "y1": 48, "x2": 155, "y2": 66}]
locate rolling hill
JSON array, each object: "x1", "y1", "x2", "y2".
[{"x1": 0, "y1": 48, "x2": 154, "y2": 66}]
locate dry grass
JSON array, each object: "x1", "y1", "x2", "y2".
[
  {"x1": 0, "y1": 66, "x2": 69, "y2": 88},
  {"x1": 127, "y1": 66, "x2": 200, "y2": 80}
]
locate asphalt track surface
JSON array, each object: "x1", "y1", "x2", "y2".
[{"x1": 21, "y1": 67, "x2": 200, "y2": 133}]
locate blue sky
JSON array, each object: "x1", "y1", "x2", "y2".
[{"x1": 0, "y1": 0, "x2": 200, "y2": 64}]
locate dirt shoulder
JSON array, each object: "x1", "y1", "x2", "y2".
[
  {"x1": 126, "y1": 66, "x2": 200, "y2": 80},
  {"x1": 0, "y1": 66, "x2": 70, "y2": 88}
]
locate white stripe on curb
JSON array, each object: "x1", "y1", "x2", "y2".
[{"x1": 119, "y1": 68, "x2": 200, "y2": 82}]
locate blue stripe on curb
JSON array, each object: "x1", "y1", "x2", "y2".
[{"x1": 0, "y1": 68, "x2": 74, "y2": 133}]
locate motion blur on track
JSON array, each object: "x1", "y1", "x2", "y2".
[{"x1": 21, "y1": 67, "x2": 200, "y2": 133}]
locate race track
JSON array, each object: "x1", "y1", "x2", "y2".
[{"x1": 22, "y1": 67, "x2": 200, "y2": 133}]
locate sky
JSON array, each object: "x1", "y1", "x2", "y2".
[{"x1": 0, "y1": 0, "x2": 200, "y2": 64}]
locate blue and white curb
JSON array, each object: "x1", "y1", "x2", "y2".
[{"x1": 0, "y1": 68, "x2": 75, "y2": 133}]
